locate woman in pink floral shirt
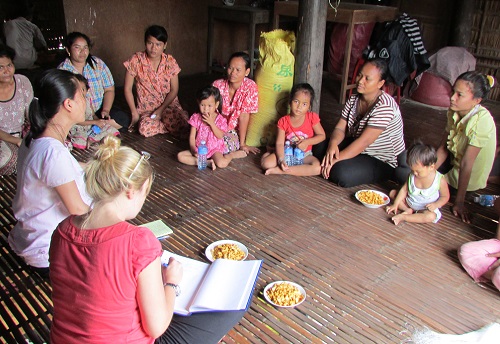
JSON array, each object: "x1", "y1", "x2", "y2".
[
  {"x1": 123, "y1": 25, "x2": 189, "y2": 138},
  {"x1": 213, "y1": 52, "x2": 259, "y2": 155}
]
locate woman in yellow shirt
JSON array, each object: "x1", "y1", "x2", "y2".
[{"x1": 436, "y1": 71, "x2": 496, "y2": 223}]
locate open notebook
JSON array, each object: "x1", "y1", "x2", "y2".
[{"x1": 161, "y1": 251, "x2": 262, "y2": 316}]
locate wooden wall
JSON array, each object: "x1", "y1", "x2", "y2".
[{"x1": 61, "y1": 0, "x2": 257, "y2": 86}]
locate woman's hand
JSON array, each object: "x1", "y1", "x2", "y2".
[
  {"x1": 320, "y1": 143, "x2": 340, "y2": 179},
  {"x1": 94, "y1": 119, "x2": 107, "y2": 128},
  {"x1": 161, "y1": 257, "x2": 183, "y2": 285},
  {"x1": 15, "y1": 137, "x2": 22, "y2": 147},
  {"x1": 452, "y1": 202, "x2": 470, "y2": 223},
  {"x1": 100, "y1": 109, "x2": 111, "y2": 120},
  {"x1": 486, "y1": 251, "x2": 500, "y2": 271},
  {"x1": 129, "y1": 111, "x2": 140, "y2": 131},
  {"x1": 241, "y1": 145, "x2": 260, "y2": 155}
]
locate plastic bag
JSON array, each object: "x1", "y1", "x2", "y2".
[{"x1": 246, "y1": 30, "x2": 295, "y2": 147}]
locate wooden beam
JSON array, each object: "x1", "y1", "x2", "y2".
[
  {"x1": 294, "y1": 0, "x2": 328, "y2": 112},
  {"x1": 450, "y1": 0, "x2": 474, "y2": 47}
]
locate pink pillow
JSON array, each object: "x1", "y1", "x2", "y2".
[{"x1": 410, "y1": 72, "x2": 452, "y2": 107}]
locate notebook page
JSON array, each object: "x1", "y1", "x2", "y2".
[{"x1": 190, "y1": 259, "x2": 261, "y2": 312}]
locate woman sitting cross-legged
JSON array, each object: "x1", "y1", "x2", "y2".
[
  {"x1": 316, "y1": 58, "x2": 410, "y2": 187},
  {"x1": 0, "y1": 44, "x2": 33, "y2": 175},
  {"x1": 49, "y1": 136, "x2": 246, "y2": 343},
  {"x1": 124, "y1": 25, "x2": 189, "y2": 138}
]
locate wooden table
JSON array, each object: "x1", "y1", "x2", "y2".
[
  {"x1": 274, "y1": 1, "x2": 398, "y2": 103},
  {"x1": 207, "y1": 5, "x2": 271, "y2": 78}
]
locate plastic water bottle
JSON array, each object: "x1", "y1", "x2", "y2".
[
  {"x1": 284, "y1": 140, "x2": 294, "y2": 166},
  {"x1": 88, "y1": 124, "x2": 101, "y2": 137},
  {"x1": 197, "y1": 140, "x2": 208, "y2": 170},
  {"x1": 293, "y1": 147, "x2": 304, "y2": 166},
  {"x1": 473, "y1": 195, "x2": 499, "y2": 207}
]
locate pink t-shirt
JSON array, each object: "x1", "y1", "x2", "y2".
[
  {"x1": 277, "y1": 112, "x2": 320, "y2": 152},
  {"x1": 188, "y1": 112, "x2": 228, "y2": 158},
  {"x1": 212, "y1": 77, "x2": 258, "y2": 131},
  {"x1": 123, "y1": 51, "x2": 181, "y2": 117},
  {"x1": 49, "y1": 216, "x2": 162, "y2": 344}
]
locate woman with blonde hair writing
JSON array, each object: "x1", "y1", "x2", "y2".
[{"x1": 49, "y1": 136, "x2": 246, "y2": 343}]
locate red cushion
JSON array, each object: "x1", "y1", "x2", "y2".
[{"x1": 410, "y1": 72, "x2": 452, "y2": 107}]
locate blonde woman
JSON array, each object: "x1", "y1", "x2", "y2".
[{"x1": 49, "y1": 136, "x2": 246, "y2": 343}]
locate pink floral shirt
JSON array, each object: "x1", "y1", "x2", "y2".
[
  {"x1": 188, "y1": 112, "x2": 228, "y2": 157},
  {"x1": 212, "y1": 77, "x2": 258, "y2": 131},
  {"x1": 123, "y1": 51, "x2": 180, "y2": 117}
]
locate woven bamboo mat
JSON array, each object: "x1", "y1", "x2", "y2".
[{"x1": 2, "y1": 131, "x2": 500, "y2": 343}]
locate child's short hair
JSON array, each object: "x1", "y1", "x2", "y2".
[
  {"x1": 406, "y1": 141, "x2": 437, "y2": 167},
  {"x1": 196, "y1": 86, "x2": 222, "y2": 113},
  {"x1": 289, "y1": 83, "x2": 315, "y2": 105}
]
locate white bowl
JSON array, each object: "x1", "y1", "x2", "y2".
[
  {"x1": 205, "y1": 240, "x2": 248, "y2": 262},
  {"x1": 264, "y1": 281, "x2": 306, "y2": 308},
  {"x1": 355, "y1": 189, "x2": 390, "y2": 209}
]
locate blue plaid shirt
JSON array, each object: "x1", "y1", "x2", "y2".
[{"x1": 58, "y1": 56, "x2": 114, "y2": 112}]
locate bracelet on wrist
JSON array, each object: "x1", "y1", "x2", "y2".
[{"x1": 163, "y1": 282, "x2": 181, "y2": 297}]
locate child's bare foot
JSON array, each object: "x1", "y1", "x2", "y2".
[
  {"x1": 389, "y1": 189, "x2": 398, "y2": 199},
  {"x1": 391, "y1": 214, "x2": 405, "y2": 225},
  {"x1": 208, "y1": 159, "x2": 217, "y2": 171},
  {"x1": 264, "y1": 166, "x2": 284, "y2": 175}
]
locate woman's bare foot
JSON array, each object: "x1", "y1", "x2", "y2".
[
  {"x1": 227, "y1": 150, "x2": 247, "y2": 159},
  {"x1": 106, "y1": 119, "x2": 122, "y2": 130}
]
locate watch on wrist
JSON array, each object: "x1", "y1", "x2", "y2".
[{"x1": 163, "y1": 282, "x2": 181, "y2": 297}]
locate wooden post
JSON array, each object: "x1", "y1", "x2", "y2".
[
  {"x1": 450, "y1": 0, "x2": 474, "y2": 47},
  {"x1": 294, "y1": 0, "x2": 328, "y2": 112}
]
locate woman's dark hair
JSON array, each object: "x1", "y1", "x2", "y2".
[
  {"x1": 228, "y1": 51, "x2": 251, "y2": 70},
  {"x1": 25, "y1": 69, "x2": 80, "y2": 147},
  {"x1": 64, "y1": 32, "x2": 96, "y2": 69},
  {"x1": 456, "y1": 71, "x2": 492, "y2": 100},
  {"x1": 196, "y1": 85, "x2": 223, "y2": 114},
  {"x1": 289, "y1": 83, "x2": 315, "y2": 107},
  {"x1": 406, "y1": 140, "x2": 437, "y2": 167},
  {"x1": 144, "y1": 25, "x2": 168, "y2": 44},
  {"x1": 0, "y1": 44, "x2": 16, "y2": 61},
  {"x1": 365, "y1": 58, "x2": 389, "y2": 82},
  {"x1": 74, "y1": 73, "x2": 89, "y2": 90}
]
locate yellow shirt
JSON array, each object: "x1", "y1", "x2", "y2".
[{"x1": 445, "y1": 105, "x2": 496, "y2": 191}]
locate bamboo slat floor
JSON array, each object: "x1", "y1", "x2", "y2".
[{"x1": 1, "y1": 75, "x2": 500, "y2": 343}]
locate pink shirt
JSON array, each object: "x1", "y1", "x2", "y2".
[
  {"x1": 212, "y1": 77, "x2": 258, "y2": 131},
  {"x1": 49, "y1": 217, "x2": 162, "y2": 344},
  {"x1": 277, "y1": 112, "x2": 321, "y2": 152},
  {"x1": 124, "y1": 51, "x2": 181, "y2": 117},
  {"x1": 188, "y1": 112, "x2": 228, "y2": 158}
]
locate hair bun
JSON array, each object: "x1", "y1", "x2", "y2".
[
  {"x1": 94, "y1": 135, "x2": 121, "y2": 161},
  {"x1": 487, "y1": 75, "x2": 495, "y2": 88}
]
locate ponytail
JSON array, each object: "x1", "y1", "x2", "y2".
[
  {"x1": 456, "y1": 71, "x2": 495, "y2": 100},
  {"x1": 25, "y1": 69, "x2": 80, "y2": 147}
]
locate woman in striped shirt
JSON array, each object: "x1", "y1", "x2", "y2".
[{"x1": 318, "y1": 58, "x2": 409, "y2": 187}]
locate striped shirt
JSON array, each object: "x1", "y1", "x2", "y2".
[
  {"x1": 58, "y1": 56, "x2": 114, "y2": 113},
  {"x1": 342, "y1": 91, "x2": 405, "y2": 167}
]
